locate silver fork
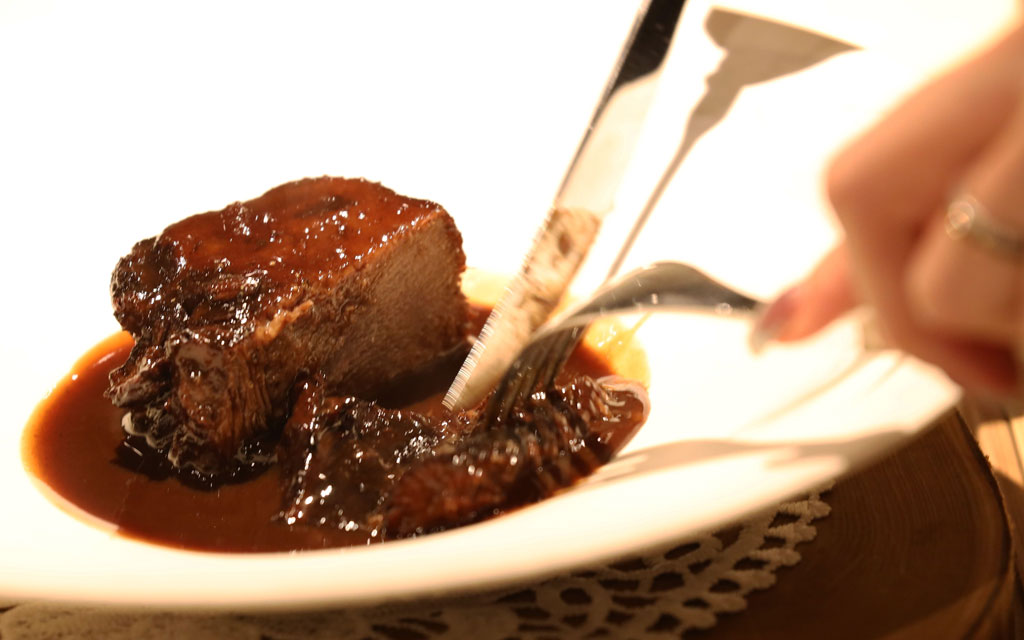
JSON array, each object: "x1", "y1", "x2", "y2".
[{"x1": 480, "y1": 261, "x2": 762, "y2": 425}]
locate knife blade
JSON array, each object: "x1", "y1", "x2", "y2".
[{"x1": 444, "y1": 0, "x2": 687, "y2": 411}]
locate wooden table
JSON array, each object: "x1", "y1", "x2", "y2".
[{"x1": 694, "y1": 407, "x2": 1019, "y2": 639}]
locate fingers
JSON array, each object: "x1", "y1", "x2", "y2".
[
  {"x1": 754, "y1": 244, "x2": 858, "y2": 344},
  {"x1": 828, "y1": 24, "x2": 1024, "y2": 241},
  {"x1": 762, "y1": 25, "x2": 1024, "y2": 394},
  {"x1": 907, "y1": 100, "x2": 1024, "y2": 343},
  {"x1": 755, "y1": 243, "x2": 1016, "y2": 394},
  {"x1": 826, "y1": 25, "x2": 1024, "y2": 322}
]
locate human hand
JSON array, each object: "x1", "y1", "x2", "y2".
[{"x1": 754, "y1": 22, "x2": 1024, "y2": 395}]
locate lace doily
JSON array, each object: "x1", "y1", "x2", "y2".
[{"x1": 0, "y1": 488, "x2": 830, "y2": 639}]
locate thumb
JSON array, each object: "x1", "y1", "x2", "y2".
[{"x1": 753, "y1": 243, "x2": 859, "y2": 346}]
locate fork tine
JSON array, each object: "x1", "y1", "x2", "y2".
[
  {"x1": 482, "y1": 347, "x2": 537, "y2": 426},
  {"x1": 496, "y1": 358, "x2": 535, "y2": 418},
  {"x1": 501, "y1": 336, "x2": 556, "y2": 416},
  {"x1": 533, "y1": 327, "x2": 584, "y2": 391},
  {"x1": 482, "y1": 327, "x2": 586, "y2": 427}
]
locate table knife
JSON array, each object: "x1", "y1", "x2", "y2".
[{"x1": 444, "y1": 0, "x2": 687, "y2": 411}]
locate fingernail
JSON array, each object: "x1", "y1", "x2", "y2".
[{"x1": 750, "y1": 286, "x2": 800, "y2": 353}]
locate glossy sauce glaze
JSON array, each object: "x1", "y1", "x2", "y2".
[
  {"x1": 111, "y1": 177, "x2": 452, "y2": 340},
  {"x1": 107, "y1": 177, "x2": 469, "y2": 480},
  {"x1": 23, "y1": 307, "x2": 646, "y2": 553}
]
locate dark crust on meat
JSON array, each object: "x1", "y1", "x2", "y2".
[
  {"x1": 273, "y1": 374, "x2": 647, "y2": 539},
  {"x1": 274, "y1": 378, "x2": 466, "y2": 534},
  {"x1": 381, "y1": 376, "x2": 644, "y2": 537},
  {"x1": 105, "y1": 177, "x2": 469, "y2": 481}
]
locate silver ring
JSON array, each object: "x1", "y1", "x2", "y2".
[{"x1": 945, "y1": 193, "x2": 1024, "y2": 259}]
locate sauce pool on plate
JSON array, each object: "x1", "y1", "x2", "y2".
[{"x1": 22, "y1": 306, "x2": 642, "y2": 553}]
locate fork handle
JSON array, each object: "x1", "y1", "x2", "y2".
[{"x1": 533, "y1": 261, "x2": 761, "y2": 343}]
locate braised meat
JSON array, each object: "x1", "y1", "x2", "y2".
[
  {"x1": 275, "y1": 378, "x2": 471, "y2": 535},
  {"x1": 276, "y1": 374, "x2": 647, "y2": 539},
  {"x1": 106, "y1": 177, "x2": 469, "y2": 482},
  {"x1": 383, "y1": 376, "x2": 647, "y2": 537}
]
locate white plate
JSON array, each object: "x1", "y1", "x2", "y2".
[{"x1": 0, "y1": 0, "x2": 1000, "y2": 609}]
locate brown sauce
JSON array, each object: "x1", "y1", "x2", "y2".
[{"x1": 22, "y1": 306, "x2": 632, "y2": 553}]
